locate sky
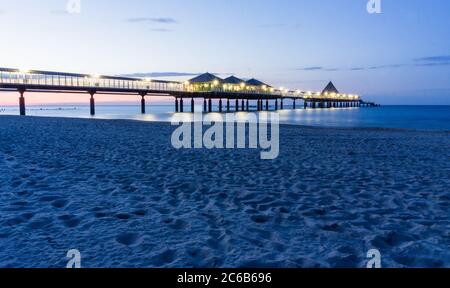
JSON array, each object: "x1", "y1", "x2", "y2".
[{"x1": 0, "y1": 0, "x2": 449, "y2": 105}]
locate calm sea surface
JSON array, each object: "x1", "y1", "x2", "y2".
[{"x1": 1, "y1": 104, "x2": 449, "y2": 131}]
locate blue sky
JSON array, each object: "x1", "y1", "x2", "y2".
[{"x1": 0, "y1": 0, "x2": 449, "y2": 104}]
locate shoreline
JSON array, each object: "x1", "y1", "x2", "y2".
[{"x1": 1, "y1": 114, "x2": 449, "y2": 134}]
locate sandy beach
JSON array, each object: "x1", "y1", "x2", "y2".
[{"x1": 0, "y1": 115, "x2": 449, "y2": 268}]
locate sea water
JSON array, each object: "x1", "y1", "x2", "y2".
[{"x1": 1, "y1": 104, "x2": 449, "y2": 131}]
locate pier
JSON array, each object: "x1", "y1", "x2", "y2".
[{"x1": 0, "y1": 68, "x2": 378, "y2": 116}]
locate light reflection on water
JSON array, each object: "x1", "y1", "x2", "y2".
[{"x1": 1, "y1": 104, "x2": 449, "y2": 131}]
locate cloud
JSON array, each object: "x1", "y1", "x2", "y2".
[
  {"x1": 414, "y1": 55, "x2": 450, "y2": 63},
  {"x1": 126, "y1": 17, "x2": 177, "y2": 24},
  {"x1": 297, "y1": 67, "x2": 340, "y2": 72},
  {"x1": 367, "y1": 64, "x2": 405, "y2": 70},
  {"x1": 297, "y1": 67, "x2": 324, "y2": 71},
  {"x1": 415, "y1": 62, "x2": 450, "y2": 67},
  {"x1": 151, "y1": 28, "x2": 173, "y2": 33},
  {"x1": 299, "y1": 64, "x2": 408, "y2": 72},
  {"x1": 413, "y1": 55, "x2": 450, "y2": 67},
  {"x1": 298, "y1": 56, "x2": 450, "y2": 73},
  {"x1": 120, "y1": 72, "x2": 199, "y2": 78}
]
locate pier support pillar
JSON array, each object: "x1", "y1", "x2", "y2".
[
  {"x1": 204, "y1": 99, "x2": 207, "y2": 112},
  {"x1": 235, "y1": 99, "x2": 239, "y2": 111},
  {"x1": 175, "y1": 98, "x2": 179, "y2": 112},
  {"x1": 246, "y1": 99, "x2": 249, "y2": 111},
  {"x1": 227, "y1": 99, "x2": 230, "y2": 111},
  {"x1": 208, "y1": 99, "x2": 212, "y2": 113},
  {"x1": 280, "y1": 99, "x2": 284, "y2": 110},
  {"x1": 191, "y1": 98, "x2": 195, "y2": 113},
  {"x1": 89, "y1": 92, "x2": 96, "y2": 116},
  {"x1": 141, "y1": 95, "x2": 146, "y2": 114},
  {"x1": 241, "y1": 99, "x2": 245, "y2": 111},
  {"x1": 293, "y1": 99, "x2": 296, "y2": 109},
  {"x1": 19, "y1": 90, "x2": 26, "y2": 116},
  {"x1": 266, "y1": 99, "x2": 269, "y2": 111},
  {"x1": 275, "y1": 99, "x2": 278, "y2": 110},
  {"x1": 180, "y1": 98, "x2": 184, "y2": 112},
  {"x1": 219, "y1": 99, "x2": 223, "y2": 112}
]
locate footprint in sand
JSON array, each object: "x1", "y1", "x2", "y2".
[
  {"x1": 51, "y1": 199, "x2": 69, "y2": 208},
  {"x1": 250, "y1": 215, "x2": 271, "y2": 224},
  {"x1": 116, "y1": 213, "x2": 131, "y2": 220},
  {"x1": 116, "y1": 232, "x2": 143, "y2": 246},
  {"x1": 163, "y1": 218, "x2": 188, "y2": 230},
  {"x1": 28, "y1": 217, "x2": 54, "y2": 230},
  {"x1": 371, "y1": 231, "x2": 417, "y2": 248},
  {"x1": 38, "y1": 195, "x2": 60, "y2": 202},
  {"x1": 58, "y1": 215, "x2": 81, "y2": 228},
  {"x1": 132, "y1": 210, "x2": 147, "y2": 217},
  {"x1": 151, "y1": 249, "x2": 176, "y2": 266}
]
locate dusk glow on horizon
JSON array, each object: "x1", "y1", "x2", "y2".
[{"x1": 1, "y1": 0, "x2": 449, "y2": 105}]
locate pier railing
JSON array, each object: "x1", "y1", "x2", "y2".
[{"x1": 0, "y1": 68, "x2": 185, "y2": 92}]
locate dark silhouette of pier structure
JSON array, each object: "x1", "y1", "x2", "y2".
[{"x1": 0, "y1": 68, "x2": 378, "y2": 116}]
